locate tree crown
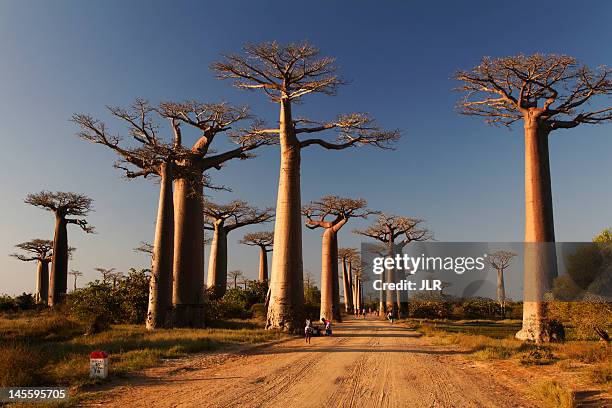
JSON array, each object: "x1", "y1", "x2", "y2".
[
  {"x1": 486, "y1": 250, "x2": 517, "y2": 270},
  {"x1": 240, "y1": 231, "x2": 274, "y2": 249},
  {"x1": 455, "y1": 54, "x2": 612, "y2": 129},
  {"x1": 25, "y1": 191, "x2": 94, "y2": 232},
  {"x1": 354, "y1": 213, "x2": 432, "y2": 246},
  {"x1": 11, "y1": 239, "x2": 53, "y2": 262},
  {"x1": 303, "y1": 196, "x2": 373, "y2": 231},
  {"x1": 203, "y1": 200, "x2": 274, "y2": 232},
  {"x1": 213, "y1": 41, "x2": 401, "y2": 151},
  {"x1": 338, "y1": 247, "x2": 359, "y2": 262}
]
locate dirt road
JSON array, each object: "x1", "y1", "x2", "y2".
[{"x1": 90, "y1": 319, "x2": 538, "y2": 407}]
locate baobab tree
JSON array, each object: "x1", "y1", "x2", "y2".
[
  {"x1": 486, "y1": 250, "x2": 517, "y2": 317},
  {"x1": 338, "y1": 247, "x2": 358, "y2": 312},
  {"x1": 204, "y1": 200, "x2": 274, "y2": 298},
  {"x1": 75, "y1": 100, "x2": 270, "y2": 328},
  {"x1": 25, "y1": 191, "x2": 93, "y2": 306},
  {"x1": 158, "y1": 102, "x2": 274, "y2": 327},
  {"x1": 228, "y1": 270, "x2": 244, "y2": 290},
  {"x1": 74, "y1": 100, "x2": 180, "y2": 329},
  {"x1": 10, "y1": 239, "x2": 53, "y2": 304},
  {"x1": 213, "y1": 41, "x2": 400, "y2": 332},
  {"x1": 455, "y1": 54, "x2": 612, "y2": 342},
  {"x1": 355, "y1": 213, "x2": 431, "y2": 314},
  {"x1": 303, "y1": 196, "x2": 373, "y2": 321},
  {"x1": 68, "y1": 269, "x2": 83, "y2": 291},
  {"x1": 95, "y1": 267, "x2": 116, "y2": 284},
  {"x1": 240, "y1": 231, "x2": 274, "y2": 282}
]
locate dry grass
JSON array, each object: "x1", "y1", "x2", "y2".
[
  {"x1": 0, "y1": 312, "x2": 286, "y2": 388},
  {"x1": 588, "y1": 362, "x2": 612, "y2": 385},
  {"x1": 0, "y1": 343, "x2": 43, "y2": 387},
  {"x1": 531, "y1": 380, "x2": 576, "y2": 408}
]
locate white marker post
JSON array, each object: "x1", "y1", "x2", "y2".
[{"x1": 89, "y1": 351, "x2": 108, "y2": 379}]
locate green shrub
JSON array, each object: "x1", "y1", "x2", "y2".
[
  {"x1": 66, "y1": 269, "x2": 150, "y2": 327},
  {"x1": 409, "y1": 300, "x2": 452, "y2": 319},
  {"x1": 461, "y1": 298, "x2": 502, "y2": 319}
]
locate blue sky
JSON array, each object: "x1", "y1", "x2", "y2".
[{"x1": 1, "y1": 1, "x2": 611, "y2": 295}]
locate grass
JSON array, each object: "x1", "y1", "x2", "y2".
[
  {"x1": 588, "y1": 362, "x2": 612, "y2": 385},
  {"x1": 0, "y1": 311, "x2": 286, "y2": 390},
  {"x1": 531, "y1": 380, "x2": 576, "y2": 408}
]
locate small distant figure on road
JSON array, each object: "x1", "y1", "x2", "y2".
[
  {"x1": 321, "y1": 317, "x2": 332, "y2": 335},
  {"x1": 362, "y1": 308, "x2": 366, "y2": 318},
  {"x1": 387, "y1": 311, "x2": 394, "y2": 324},
  {"x1": 305, "y1": 318, "x2": 312, "y2": 344}
]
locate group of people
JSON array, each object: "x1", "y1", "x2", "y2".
[
  {"x1": 304, "y1": 306, "x2": 398, "y2": 343},
  {"x1": 304, "y1": 317, "x2": 331, "y2": 344}
]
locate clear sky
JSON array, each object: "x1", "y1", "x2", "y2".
[{"x1": 1, "y1": 1, "x2": 611, "y2": 295}]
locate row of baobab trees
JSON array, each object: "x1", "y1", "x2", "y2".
[{"x1": 10, "y1": 41, "x2": 612, "y2": 343}]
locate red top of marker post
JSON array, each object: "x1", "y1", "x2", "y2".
[{"x1": 90, "y1": 351, "x2": 108, "y2": 359}]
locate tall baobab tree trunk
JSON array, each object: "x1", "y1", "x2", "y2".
[
  {"x1": 516, "y1": 121, "x2": 557, "y2": 343},
  {"x1": 49, "y1": 215, "x2": 68, "y2": 306},
  {"x1": 258, "y1": 246, "x2": 269, "y2": 282},
  {"x1": 341, "y1": 257, "x2": 353, "y2": 312},
  {"x1": 385, "y1": 239, "x2": 396, "y2": 313},
  {"x1": 267, "y1": 99, "x2": 304, "y2": 332},
  {"x1": 331, "y1": 234, "x2": 341, "y2": 322},
  {"x1": 496, "y1": 268, "x2": 506, "y2": 317},
  {"x1": 147, "y1": 163, "x2": 174, "y2": 330},
  {"x1": 36, "y1": 260, "x2": 49, "y2": 305},
  {"x1": 172, "y1": 176, "x2": 205, "y2": 327},
  {"x1": 320, "y1": 229, "x2": 334, "y2": 321},
  {"x1": 206, "y1": 226, "x2": 228, "y2": 299}
]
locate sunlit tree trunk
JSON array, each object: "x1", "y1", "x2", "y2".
[
  {"x1": 258, "y1": 246, "x2": 268, "y2": 282},
  {"x1": 516, "y1": 120, "x2": 557, "y2": 343},
  {"x1": 206, "y1": 225, "x2": 228, "y2": 299},
  {"x1": 496, "y1": 268, "x2": 506, "y2": 317},
  {"x1": 36, "y1": 260, "x2": 49, "y2": 305},
  {"x1": 267, "y1": 99, "x2": 304, "y2": 332},
  {"x1": 172, "y1": 176, "x2": 205, "y2": 327},
  {"x1": 330, "y1": 233, "x2": 342, "y2": 322},
  {"x1": 146, "y1": 163, "x2": 174, "y2": 330},
  {"x1": 385, "y1": 238, "x2": 396, "y2": 312},
  {"x1": 49, "y1": 215, "x2": 68, "y2": 306},
  {"x1": 319, "y1": 229, "x2": 334, "y2": 321},
  {"x1": 341, "y1": 257, "x2": 353, "y2": 312}
]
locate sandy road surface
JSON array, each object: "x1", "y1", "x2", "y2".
[{"x1": 90, "y1": 319, "x2": 538, "y2": 408}]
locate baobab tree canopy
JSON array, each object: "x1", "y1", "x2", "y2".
[
  {"x1": 486, "y1": 250, "x2": 517, "y2": 271},
  {"x1": 354, "y1": 213, "x2": 432, "y2": 248},
  {"x1": 240, "y1": 231, "x2": 274, "y2": 249},
  {"x1": 25, "y1": 191, "x2": 94, "y2": 230},
  {"x1": 11, "y1": 239, "x2": 53, "y2": 261},
  {"x1": 455, "y1": 54, "x2": 612, "y2": 129},
  {"x1": 203, "y1": 200, "x2": 274, "y2": 232},
  {"x1": 303, "y1": 196, "x2": 373, "y2": 230}
]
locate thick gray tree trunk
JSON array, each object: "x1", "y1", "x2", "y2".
[
  {"x1": 172, "y1": 177, "x2": 205, "y2": 327},
  {"x1": 516, "y1": 121, "x2": 557, "y2": 343},
  {"x1": 206, "y1": 225, "x2": 228, "y2": 299},
  {"x1": 267, "y1": 99, "x2": 304, "y2": 332},
  {"x1": 341, "y1": 258, "x2": 353, "y2": 312},
  {"x1": 146, "y1": 163, "x2": 174, "y2": 330},
  {"x1": 49, "y1": 215, "x2": 68, "y2": 306},
  {"x1": 258, "y1": 246, "x2": 268, "y2": 282},
  {"x1": 36, "y1": 260, "x2": 49, "y2": 305}
]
